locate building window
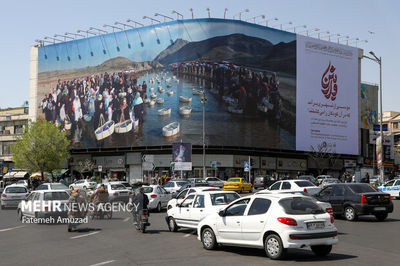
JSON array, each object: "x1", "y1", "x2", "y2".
[
  {"x1": 14, "y1": 125, "x2": 24, "y2": 134},
  {"x1": 1, "y1": 141, "x2": 14, "y2": 156},
  {"x1": 393, "y1": 122, "x2": 399, "y2": 129}
]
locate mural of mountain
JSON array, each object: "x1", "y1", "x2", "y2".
[
  {"x1": 154, "y1": 39, "x2": 189, "y2": 62},
  {"x1": 38, "y1": 57, "x2": 162, "y2": 82},
  {"x1": 154, "y1": 34, "x2": 296, "y2": 75}
]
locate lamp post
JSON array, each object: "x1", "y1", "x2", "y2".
[
  {"x1": 172, "y1": 10, "x2": 183, "y2": 20},
  {"x1": 363, "y1": 52, "x2": 384, "y2": 182},
  {"x1": 233, "y1": 9, "x2": 249, "y2": 20},
  {"x1": 126, "y1": 19, "x2": 144, "y2": 27},
  {"x1": 89, "y1": 27, "x2": 108, "y2": 34},
  {"x1": 272, "y1": 21, "x2": 292, "y2": 30},
  {"x1": 77, "y1": 29, "x2": 98, "y2": 37},
  {"x1": 337, "y1": 35, "x2": 349, "y2": 44},
  {"x1": 201, "y1": 91, "x2": 207, "y2": 179},
  {"x1": 298, "y1": 28, "x2": 319, "y2": 36},
  {"x1": 104, "y1": 24, "x2": 122, "y2": 32},
  {"x1": 224, "y1": 8, "x2": 228, "y2": 19},
  {"x1": 246, "y1": 15, "x2": 265, "y2": 23},
  {"x1": 189, "y1": 8, "x2": 194, "y2": 19},
  {"x1": 143, "y1": 16, "x2": 161, "y2": 25},
  {"x1": 285, "y1": 24, "x2": 306, "y2": 33},
  {"x1": 206, "y1": 8, "x2": 211, "y2": 18},
  {"x1": 155, "y1": 13, "x2": 174, "y2": 22}
]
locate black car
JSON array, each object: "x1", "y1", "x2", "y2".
[
  {"x1": 253, "y1": 176, "x2": 275, "y2": 189},
  {"x1": 315, "y1": 183, "x2": 393, "y2": 221}
]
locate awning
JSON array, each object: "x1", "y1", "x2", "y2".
[
  {"x1": 3, "y1": 172, "x2": 16, "y2": 179},
  {"x1": 3, "y1": 171, "x2": 28, "y2": 179},
  {"x1": 30, "y1": 172, "x2": 47, "y2": 178},
  {"x1": 14, "y1": 172, "x2": 28, "y2": 178}
]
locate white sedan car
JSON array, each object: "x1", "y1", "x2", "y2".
[
  {"x1": 130, "y1": 185, "x2": 172, "y2": 212},
  {"x1": 268, "y1": 180, "x2": 321, "y2": 195},
  {"x1": 69, "y1": 179, "x2": 97, "y2": 190},
  {"x1": 167, "y1": 186, "x2": 218, "y2": 210},
  {"x1": 378, "y1": 179, "x2": 400, "y2": 199},
  {"x1": 167, "y1": 190, "x2": 240, "y2": 231},
  {"x1": 96, "y1": 182, "x2": 131, "y2": 203},
  {"x1": 197, "y1": 193, "x2": 338, "y2": 259},
  {"x1": 163, "y1": 180, "x2": 189, "y2": 194}
]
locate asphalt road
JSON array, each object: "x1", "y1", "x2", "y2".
[{"x1": 0, "y1": 200, "x2": 399, "y2": 266}]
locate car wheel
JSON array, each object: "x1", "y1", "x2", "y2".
[
  {"x1": 264, "y1": 234, "x2": 286, "y2": 260},
  {"x1": 168, "y1": 217, "x2": 178, "y2": 232},
  {"x1": 18, "y1": 209, "x2": 24, "y2": 221},
  {"x1": 375, "y1": 213, "x2": 388, "y2": 221},
  {"x1": 202, "y1": 228, "x2": 217, "y2": 250},
  {"x1": 156, "y1": 202, "x2": 162, "y2": 212},
  {"x1": 344, "y1": 206, "x2": 357, "y2": 221},
  {"x1": 0, "y1": 204, "x2": 3, "y2": 210},
  {"x1": 311, "y1": 245, "x2": 332, "y2": 257}
]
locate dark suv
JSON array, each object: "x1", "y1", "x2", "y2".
[{"x1": 315, "y1": 183, "x2": 393, "y2": 221}]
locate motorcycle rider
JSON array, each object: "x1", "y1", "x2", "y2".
[
  {"x1": 91, "y1": 184, "x2": 109, "y2": 217},
  {"x1": 67, "y1": 189, "x2": 88, "y2": 232},
  {"x1": 132, "y1": 187, "x2": 149, "y2": 225}
]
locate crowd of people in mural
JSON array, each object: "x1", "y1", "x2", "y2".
[
  {"x1": 40, "y1": 72, "x2": 146, "y2": 137},
  {"x1": 174, "y1": 61, "x2": 284, "y2": 119}
]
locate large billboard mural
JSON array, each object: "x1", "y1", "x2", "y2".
[{"x1": 35, "y1": 18, "x2": 358, "y2": 154}]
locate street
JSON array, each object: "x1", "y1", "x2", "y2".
[{"x1": 0, "y1": 201, "x2": 399, "y2": 266}]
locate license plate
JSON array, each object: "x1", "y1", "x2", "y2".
[
  {"x1": 374, "y1": 207, "x2": 386, "y2": 211},
  {"x1": 306, "y1": 222, "x2": 325, "y2": 230}
]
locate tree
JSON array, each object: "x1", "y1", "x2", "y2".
[
  {"x1": 11, "y1": 118, "x2": 70, "y2": 179},
  {"x1": 309, "y1": 142, "x2": 340, "y2": 176},
  {"x1": 77, "y1": 159, "x2": 95, "y2": 178}
]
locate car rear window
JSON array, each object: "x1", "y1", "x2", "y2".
[
  {"x1": 176, "y1": 181, "x2": 187, "y2": 186},
  {"x1": 279, "y1": 197, "x2": 324, "y2": 215},
  {"x1": 294, "y1": 181, "x2": 315, "y2": 187},
  {"x1": 228, "y1": 178, "x2": 241, "y2": 182},
  {"x1": 5, "y1": 187, "x2": 27, "y2": 193},
  {"x1": 44, "y1": 192, "x2": 69, "y2": 200},
  {"x1": 142, "y1": 187, "x2": 154, "y2": 193},
  {"x1": 50, "y1": 184, "x2": 69, "y2": 190},
  {"x1": 210, "y1": 193, "x2": 240, "y2": 205},
  {"x1": 121, "y1": 182, "x2": 131, "y2": 187},
  {"x1": 348, "y1": 184, "x2": 379, "y2": 193},
  {"x1": 111, "y1": 184, "x2": 126, "y2": 190}
]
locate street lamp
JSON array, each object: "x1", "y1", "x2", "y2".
[
  {"x1": 272, "y1": 21, "x2": 292, "y2": 30},
  {"x1": 337, "y1": 35, "x2": 349, "y2": 44},
  {"x1": 298, "y1": 28, "x2": 319, "y2": 36},
  {"x1": 206, "y1": 8, "x2": 211, "y2": 18},
  {"x1": 172, "y1": 10, "x2": 183, "y2": 20},
  {"x1": 285, "y1": 24, "x2": 306, "y2": 33},
  {"x1": 363, "y1": 52, "x2": 383, "y2": 182},
  {"x1": 201, "y1": 91, "x2": 207, "y2": 179},
  {"x1": 233, "y1": 9, "x2": 249, "y2": 20},
  {"x1": 245, "y1": 15, "x2": 265, "y2": 23},
  {"x1": 259, "y1": 17, "x2": 278, "y2": 27},
  {"x1": 104, "y1": 24, "x2": 123, "y2": 52},
  {"x1": 310, "y1": 30, "x2": 329, "y2": 39},
  {"x1": 126, "y1": 19, "x2": 144, "y2": 27},
  {"x1": 89, "y1": 27, "x2": 108, "y2": 34},
  {"x1": 189, "y1": 8, "x2": 194, "y2": 19},
  {"x1": 224, "y1": 8, "x2": 228, "y2": 19},
  {"x1": 77, "y1": 29, "x2": 98, "y2": 37},
  {"x1": 349, "y1": 39, "x2": 368, "y2": 47},
  {"x1": 155, "y1": 13, "x2": 174, "y2": 22},
  {"x1": 143, "y1": 16, "x2": 161, "y2": 44},
  {"x1": 126, "y1": 19, "x2": 145, "y2": 47},
  {"x1": 346, "y1": 37, "x2": 359, "y2": 45},
  {"x1": 320, "y1": 33, "x2": 340, "y2": 42}
]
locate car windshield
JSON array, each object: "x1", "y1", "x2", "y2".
[
  {"x1": 5, "y1": 187, "x2": 27, "y2": 193},
  {"x1": 50, "y1": 184, "x2": 69, "y2": 190},
  {"x1": 279, "y1": 197, "x2": 324, "y2": 215},
  {"x1": 195, "y1": 179, "x2": 207, "y2": 184},
  {"x1": 294, "y1": 181, "x2": 315, "y2": 187},
  {"x1": 176, "y1": 181, "x2": 188, "y2": 186},
  {"x1": 228, "y1": 178, "x2": 241, "y2": 182},
  {"x1": 348, "y1": 184, "x2": 379, "y2": 193},
  {"x1": 210, "y1": 193, "x2": 240, "y2": 205},
  {"x1": 43, "y1": 192, "x2": 69, "y2": 200},
  {"x1": 17, "y1": 180, "x2": 26, "y2": 184},
  {"x1": 111, "y1": 184, "x2": 126, "y2": 190},
  {"x1": 121, "y1": 182, "x2": 131, "y2": 187},
  {"x1": 324, "y1": 179, "x2": 339, "y2": 184}
]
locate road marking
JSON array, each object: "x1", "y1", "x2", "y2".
[
  {"x1": 0, "y1": 225, "x2": 25, "y2": 232},
  {"x1": 123, "y1": 217, "x2": 130, "y2": 222},
  {"x1": 70, "y1": 231, "x2": 99, "y2": 239},
  {"x1": 89, "y1": 260, "x2": 115, "y2": 266}
]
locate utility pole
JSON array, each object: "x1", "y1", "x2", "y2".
[
  {"x1": 248, "y1": 155, "x2": 251, "y2": 183},
  {"x1": 202, "y1": 91, "x2": 207, "y2": 179}
]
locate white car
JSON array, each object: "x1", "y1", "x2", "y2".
[
  {"x1": 197, "y1": 194, "x2": 338, "y2": 259},
  {"x1": 17, "y1": 190, "x2": 70, "y2": 220},
  {"x1": 163, "y1": 180, "x2": 189, "y2": 193},
  {"x1": 378, "y1": 179, "x2": 400, "y2": 199},
  {"x1": 320, "y1": 178, "x2": 340, "y2": 188},
  {"x1": 97, "y1": 182, "x2": 131, "y2": 203},
  {"x1": 130, "y1": 185, "x2": 172, "y2": 212},
  {"x1": 167, "y1": 190, "x2": 240, "y2": 231},
  {"x1": 167, "y1": 186, "x2": 218, "y2": 210},
  {"x1": 205, "y1": 177, "x2": 226, "y2": 188},
  {"x1": 317, "y1": 175, "x2": 333, "y2": 185},
  {"x1": 268, "y1": 180, "x2": 321, "y2": 195},
  {"x1": 15, "y1": 180, "x2": 29, "y2": 188},
  {"x1": 36, "y1": 183, "x2": 71, "y2": 193},
  {"x1": 1, "y1": 185, "x2": 29, "y2": 209},
  {"x1": 256, "y1": 190, "x2": 333, "y2": 214},
  {"x1": 69, "y1": 179, "x2": 97, "y2": 190}
]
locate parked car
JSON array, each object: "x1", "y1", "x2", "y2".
[
  {"x1": 36, "y1": 183, "x2": 71, "y2": 193},
  {"x1": 15, "y1": 180, "x2": 29, "y2": 188},
  {"x1": 167, "y1": 190, "x2": 240, "y2": 231},
  {"x1": 114, "y1": 181, "x2": 133, "y2": 193},
  {"x1": 197, "y1": 193, "x2": 338, "y2": 259},
  {"x1": 163, "y1": 180, "x2": 189, "y2": 193},
  {"x1": 205, "y1": 177, "x2": 226, "y2": 188},
  {"x1": 315, "y1": 183, "x2": 393, "y2": 221},
  {"x1": 320, "y1": 178, "x2": 340, "y2": 188},
  {"x1": 268, "y1": 180, "x2": 321, "y2": 195},
  {"x1": 188, "y1": 178, "x2": 209, "y2": 187},
  {"x1": 69, "y1": 179, "x2": 97, "y2": 190},
  {"x1": 1, "y1": 185, "x2": 29, "y2": 209},
  {"x1": 317, "y1": 175, "x2": 333, "y2": 185},
  {"x1": 223, "y1": 177, "x2": 252, "y2": 193},
  {"x1": 17, "y1": 190, "x2": 69, "y2": 220},
  {"x1": 378, "y1": 179, "x2": 400, "y2": 199},
  {"x1": 130, "y1": 185, "x2": 172, "y2": 212},
  {"x1": 253, "y1": 176, "x2": 276, "y2": 190},
  {"x1": 97, "y1": 182, "x2": 131, "y2": 203},
  {"x1": 298, "y1": 175, "x2": 318, "y2": 185},
  {"x1": 167, "y1": 186, "x2": 218, "y2": 210}
]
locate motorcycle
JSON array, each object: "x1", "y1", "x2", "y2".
[{"x1": 133, "y1": 209, "x2": 150, "y2": 233}]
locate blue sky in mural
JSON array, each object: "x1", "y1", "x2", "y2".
[{"x1": 38, "y1": 18, "x2": 295, "y2": 72}]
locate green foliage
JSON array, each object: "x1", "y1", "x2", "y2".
[{"x1": 11, "y1": 118, "x2": 70, "y2": 175}]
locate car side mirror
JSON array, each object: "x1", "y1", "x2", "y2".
[{"x1": 218, "y1": 209, "x2": 225, "y2": 217}]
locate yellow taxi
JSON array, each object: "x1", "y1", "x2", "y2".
[{"x1": 223, "y1": 177, "x2": 252, "y2": 193}]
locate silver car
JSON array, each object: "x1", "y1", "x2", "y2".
[
  {"x1": 1, "y1": 185, "x2": 29, "y2": 209},
  {"x1": 205, "y1": 177, "x2": 225, "y2": 188}
]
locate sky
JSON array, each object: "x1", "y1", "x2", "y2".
[{"x1": 0, "y1": 0, "x2": 398, "y2": 111}]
